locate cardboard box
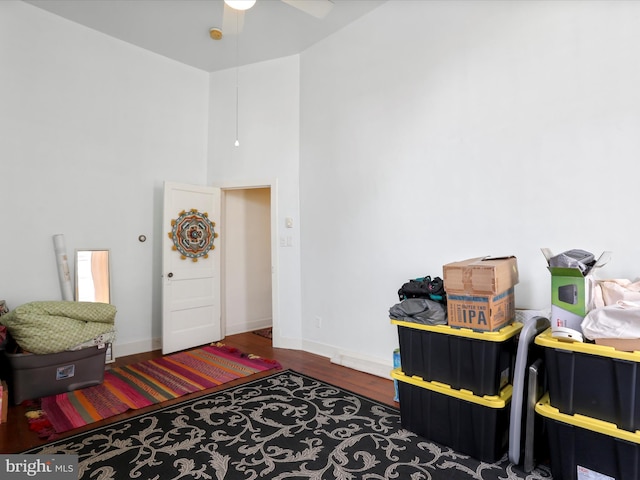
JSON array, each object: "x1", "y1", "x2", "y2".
[
  {"x1": 447, "y1": 287, "x2": 515, "y2": 332},
  {"x1": 541, "y1": 249, "x2": 611, "y2": 333},
  {"x1": 443, "y1": 256, "x2": 519, "y2": 295},
  {"x1": 595, "y1": 337, "x2": 640, "y2": 352}
]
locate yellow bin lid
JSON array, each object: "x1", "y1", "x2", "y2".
[
  {"x1": 391, "y1": 368, "x2": 512, "y2": 408},
  {"x1": 535, "y1": 393, "x2": 640, "y2": 444},
  {"x1": 391, "y1": 318, "x2": 523, "y2": 342},
  {"x1": 534, "y1": 328, "x2": 640, "y2": 362}
]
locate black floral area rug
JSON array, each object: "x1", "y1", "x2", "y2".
[{"x1": 25, "y1": 370, "x2": 552, "y2": 479}]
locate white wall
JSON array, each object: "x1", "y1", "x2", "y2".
[
  {"x1": 0, "y1": 1, "x2": 210, "y2": 355},
  {"x1": 223, "y1": 188, "x2": 272, "y2": 335},
  {"x1": 5, "y1": 0, "x2": 640, "y2": 376},
  {"x1": 208, "y1": 55, "x2": 302, "y2": 348},
  {"x1": 300, "y1": 0, "x2": 640, "y2": 373}
]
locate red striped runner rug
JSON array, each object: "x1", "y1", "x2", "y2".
[{"x1": 35, "y1": 343, "x2": 281, "y2": 437}]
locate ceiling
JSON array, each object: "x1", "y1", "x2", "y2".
[{"x1": 23, "y1": 0, "x2": 387, "y2": 73}]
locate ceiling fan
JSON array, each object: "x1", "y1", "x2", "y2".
[{"x1": 221, "y1": 0, "x2": 335, "y2": 36}]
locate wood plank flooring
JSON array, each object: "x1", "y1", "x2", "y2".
[{"x1": 0, "y1": 331, "x2": 397, "y2": 454}]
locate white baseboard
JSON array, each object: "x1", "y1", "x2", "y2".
[
  {"x1": 330, "y1": 352, "x2": 393, "y2": 379},
  {"x1": 302, "y1": 339, "x2": 392, "y2": 379},
  {"x1": 114, "y1": 337, "x2": 162, "y2": 358},
  {"x1": 225, "y1": 318, "x2": 272, "y2": 336},
  {"x1": 272, "y1": 335, "x2": 303, "y2": 350}
]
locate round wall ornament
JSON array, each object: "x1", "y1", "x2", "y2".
[{"x1": 168, "y1": 209, "x2": 219, "y2": 261}]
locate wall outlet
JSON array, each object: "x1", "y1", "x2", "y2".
[{"x1": 315, "y1": 316, "x2": 322, "y2": 328}]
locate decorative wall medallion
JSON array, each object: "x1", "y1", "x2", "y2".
[{"x1": 168, "y1": 209, "x2": 218, "y2": 261}]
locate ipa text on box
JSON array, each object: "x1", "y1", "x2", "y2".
[{"x1": 447, "y1": 288, "x2": 515, "y2": 332}]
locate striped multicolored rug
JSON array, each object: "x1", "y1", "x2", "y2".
[{"x1": 34, "y1": 343, "x2": 281, "y2": 437}]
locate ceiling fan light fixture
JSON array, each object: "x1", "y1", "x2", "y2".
[{"x1": 224, "y1": 0, "x2": 256, "y2": 11}]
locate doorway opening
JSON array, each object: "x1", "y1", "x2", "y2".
[{"x1": 220, "y1": 185, "x2": 274, "y2": 344}]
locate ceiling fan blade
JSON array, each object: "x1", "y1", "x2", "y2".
[
  {"x1": 222, "y1": 3, "x2": 246, "y2": 35},
  {"x1": 280, "y1": 0, "x2": 334, "y2": 19}
]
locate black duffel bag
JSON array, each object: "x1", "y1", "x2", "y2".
[{"x1": 398, "y1": 275, "x2": 446, "y2": 304}]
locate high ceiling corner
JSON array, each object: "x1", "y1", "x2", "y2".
[{"x1": 23, "y1": 0, "x2": 387, "y2": 72}]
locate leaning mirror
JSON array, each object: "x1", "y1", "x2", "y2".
[{"x1": 75, "y1": 249, "x2": 111, "y2": 303}]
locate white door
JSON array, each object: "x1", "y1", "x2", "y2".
[{"x1": 162, "y1": 182, "x2": 222, "y2": 354}]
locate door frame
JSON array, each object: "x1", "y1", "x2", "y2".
[{"x1": 214, "y1": 178, "x2": 279, "y2": 346}]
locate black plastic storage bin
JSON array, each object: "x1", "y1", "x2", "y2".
[
  {"x1": 391, "y1": 368, "x2": 512, "y2": 463},
  {"x1": 535, "y1": 328, "x2": 640, "y2": 431},
  {"x1": 392, "y1": 319, "x2": 522, "y2": 396},
  {"x1": 4, "y1": 345, "x2": 107, "y2": 404},
  {"x1": 536, "y1": 393, "x2": 640, "y2": 480}
]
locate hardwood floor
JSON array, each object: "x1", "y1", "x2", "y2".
[{"x1": 0, "y1": 331, "x2": 397, "y2": 454}]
